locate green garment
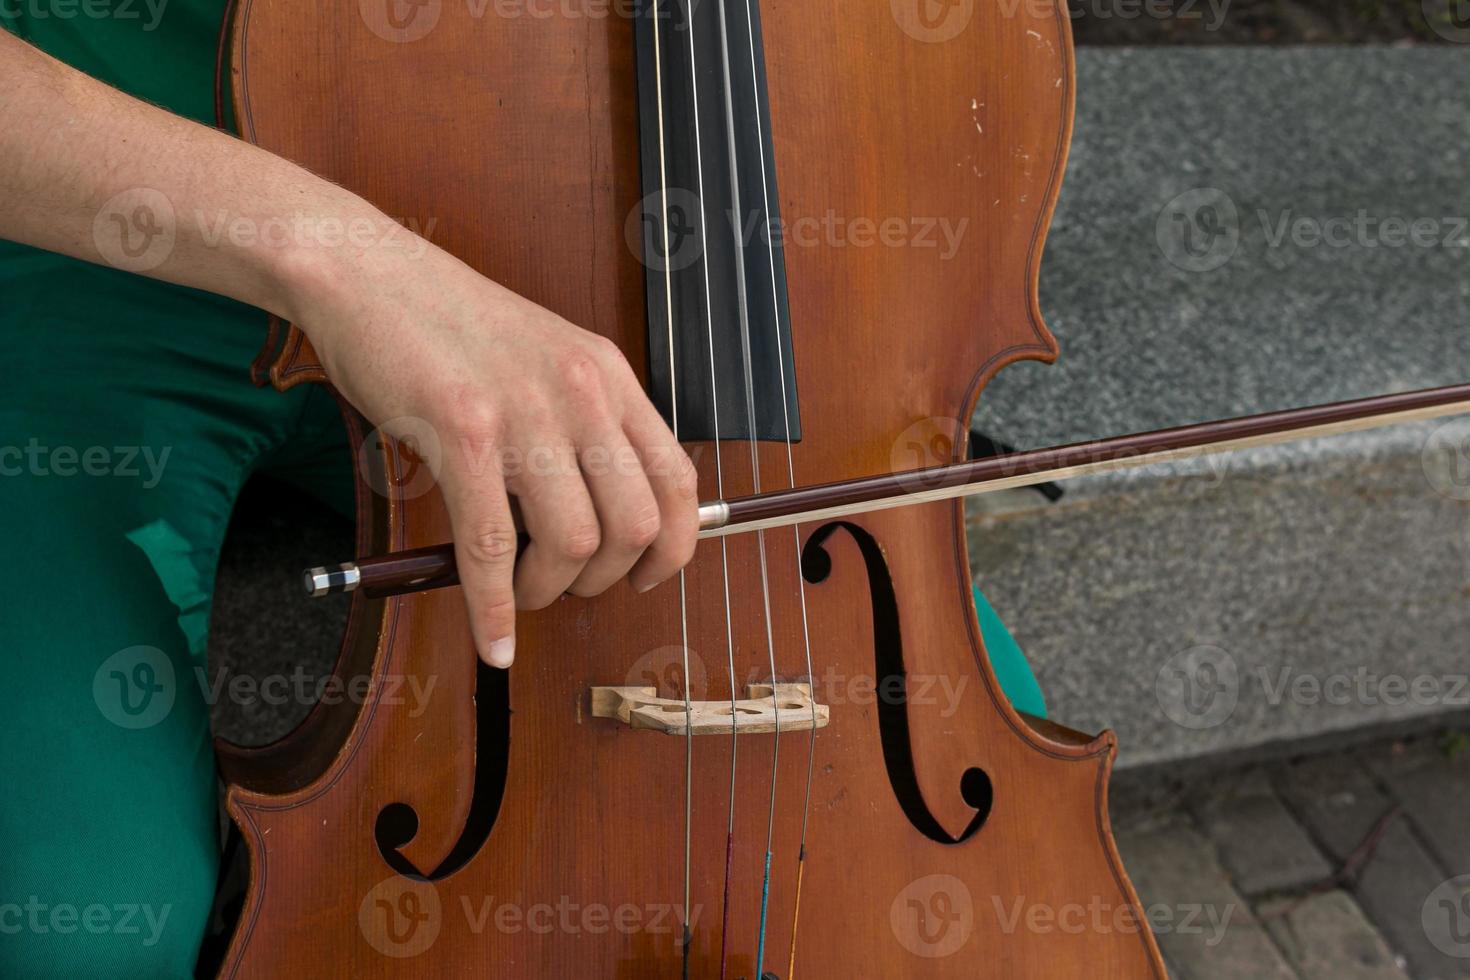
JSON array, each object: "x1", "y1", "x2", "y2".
[
  {"x1": 2, "y1": 4, "x2": 347, "y2": 977},
  {"x1": 0, "y1": 6, "x2": 1043, "y2": 976}
]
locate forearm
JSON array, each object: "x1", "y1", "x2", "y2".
[{"x1": 0, "y1": 28, "x2": 389, "y2": 325}]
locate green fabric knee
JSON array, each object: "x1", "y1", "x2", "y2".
[{"x1": 0, "y1": 251, "x2": 347, "y2": 978}]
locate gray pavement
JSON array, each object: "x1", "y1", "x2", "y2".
[{"x1": 1113, "y1": 733, "x2": 1470, "y2": 979}]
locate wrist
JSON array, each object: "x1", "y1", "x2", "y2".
[{"x1": 258, "y1": 198, "x2": 415, "y2": 342}]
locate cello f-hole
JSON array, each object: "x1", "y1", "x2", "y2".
[{"x1": 802, "y1": 521, "x2": 993, "y2": 846}]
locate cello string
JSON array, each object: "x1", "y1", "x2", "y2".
[
  {"x1": 647, "y1": 2, "x2": 695, "y2": 973},
  {"x1": 678, "y1": 1, "x2": 743, "y2": 976},
  {"x1": 711, "y1": 0, "x2": 784, "y2": 972},
  {"x1": 733, "y1": 1, "x2": 820, "y2": 973}
]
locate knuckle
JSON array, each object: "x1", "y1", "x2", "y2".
[
  {"x1": 559, "y1": 351, "x2": 605, "y2": 399},
  {"x1": 446, "y1": 393, "x2": 503, "y2": 443},
  {"x1": 621, "y1": 506, "x2": 662, "y2": 550},
  {"x1": 464, "y1": 520, "x2": 518, "y2": 566},
  {"x1": 671, "y1": 450, "x2": 700, "y2": 500},
  {"x1": 557, "y1": 520, "x2": 602, "y2": 562},
  {"x1": 478, "y1": 595, "x2": 518, "y2": 628},
  {"x1": 586, "y1": 332, "x2": 623, "y2": 362}
]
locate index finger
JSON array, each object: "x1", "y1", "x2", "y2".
[{"x1": 621, "y1": 399, "x2": 701, "y2": 594}]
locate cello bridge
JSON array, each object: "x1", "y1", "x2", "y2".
[{"x1": 589, "y1": 683, "x2": 829, "y2": 737}]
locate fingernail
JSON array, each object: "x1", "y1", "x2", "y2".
[
  {"x1": 634, "y1": 577, "x2": 659, "y2": 595},
  {"x1": 487, "y1": 637, "x2": 515, "y2": 668}
]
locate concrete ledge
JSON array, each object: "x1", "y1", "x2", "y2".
[{"x1": 968, "y1": 420, "x2": 1470, "y2": 768}]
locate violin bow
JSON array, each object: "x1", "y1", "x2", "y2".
[{"x1": 305, "y1": 382, "x2": 1470, "y2": 599}]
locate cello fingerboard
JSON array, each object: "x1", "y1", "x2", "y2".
[{"x1": 632, "y1": 0, "x2": 802, "y2": 443}]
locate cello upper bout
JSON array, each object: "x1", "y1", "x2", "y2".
[{"x1": 757, "y1": 0, "x2": 1073, "y2": 468}]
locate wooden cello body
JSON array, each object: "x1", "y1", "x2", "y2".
[{"x1": 216, "y1": 0, "x2": 1166, "y2": 975}]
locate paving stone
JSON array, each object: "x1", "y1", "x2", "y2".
[
  {"x1": 1272, "y1": 754, "x2": 1396, "y2": 863},
  {"x1": 1364, "y1": 739, "x2": 1470, "y2": 875},
  {"x1": 1191, "y1": 769, "x2": 1334, "y2": 897},
  {"x1": 1116, "y1": 817, "x2": 1297, "y2": 980},
  {"x1": 1354, "y1": 821, "x2": 1470, "y2": 980},
  {"x1": 1275, "y1": 754, "x2": 1470, "y2": 979},
  {"x1": 1259, "y1": 891, "x2": 1412, "y2": 980}
]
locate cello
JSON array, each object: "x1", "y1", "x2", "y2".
[{"x1": 214, "y1": 0, "x2": 1169, "y2": 975}]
